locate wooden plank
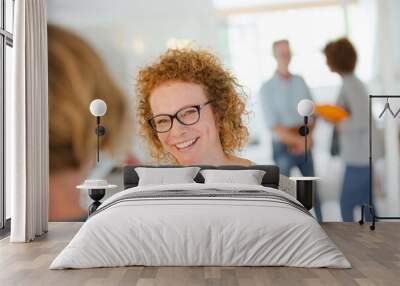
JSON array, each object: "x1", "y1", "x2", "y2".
[{"x1": 0, "y1": 222, "x2": 399, "y2": 286}]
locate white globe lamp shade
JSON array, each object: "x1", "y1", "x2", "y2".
[
  {"x1": 90, "y1": 99, "x2": 107, "y2": 117},
  {"x1": 297, "y1": 99, "x2": 315, "y2": 117}
]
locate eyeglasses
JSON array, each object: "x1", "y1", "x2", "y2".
[{"x1": 148, "y1": 100, "x2": 213, "y2": 133}]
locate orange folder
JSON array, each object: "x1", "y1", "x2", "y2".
[{"x1": 314, "y1": 104, "x2": 349, "y2": 123}]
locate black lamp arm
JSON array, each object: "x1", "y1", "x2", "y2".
[
  {"x1": 297, "y1": 116, "x2": 309, "y2": 163},
  {"x1": 95, "y1": 116, "x2": 106, "y2": 163}
]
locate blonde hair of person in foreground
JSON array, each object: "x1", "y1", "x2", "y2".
[
  {"x1": 136, "y1": 48, "x2": 251, "y2": 166},
  {"x1": 48, "y1": 24, "x2": 132, "y2": 221}
]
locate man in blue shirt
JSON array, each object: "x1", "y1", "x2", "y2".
[{"x1": 260, "y1": 40, "x2": 322, "y2": 221}]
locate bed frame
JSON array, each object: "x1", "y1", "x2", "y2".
[
  {"x1": 122, "y1": 165, "x2": 319, "y2": 212},
  {"x1": 123, "y1": 165, "x2": 280, "y2": 190}
]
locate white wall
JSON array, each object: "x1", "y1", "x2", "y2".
[
  {"x1": 47, "y1": 0, "x2": 218, "y2": 95},
  {"x1": 47, "y1": 0, "x2": 218, "y2": 162}
]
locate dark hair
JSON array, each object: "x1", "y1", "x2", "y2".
[{"x1": 323, "y1": 38, "x2": 357, "y2": 73}]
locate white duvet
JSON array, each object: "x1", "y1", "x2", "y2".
[{"x1": 50, "y1": 183, "x2": 351, "y2": 269}]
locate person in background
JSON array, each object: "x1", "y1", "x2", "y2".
[
  {"x1": 48, "y1": 25, "x2": 134, "y2": 221},
  {"x1": 259, "y1": 39, "x2": 323, "y2": 221},
  {"x1": 323, "y1": 38, "x2": 373, "y2": 222}
]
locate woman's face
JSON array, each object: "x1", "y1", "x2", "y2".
[{"x1": 149, "y1": 81, "x2": 223, "y2": 165}]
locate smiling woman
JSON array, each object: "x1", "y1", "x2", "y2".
[{"x1": 136, "y1": 48, "x2": 251, "y2": 166}]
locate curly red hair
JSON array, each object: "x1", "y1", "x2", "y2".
[{"x1": 136, "y1": 48, "x2": 249, "y2": 163}]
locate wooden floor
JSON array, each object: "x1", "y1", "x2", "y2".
[{"x1": 0, "y1": 222, "x2": 399, "y2": 286}]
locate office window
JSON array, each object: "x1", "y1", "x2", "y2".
[
  {"x1": 1, "y1": 0, "x2": 14, "y2": 230},
  {"x1": 216, "y1": 0, "x2": 376, "y2": 161}
]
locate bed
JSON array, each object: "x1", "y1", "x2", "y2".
[{"x1": 50, "y1": 165, "x2": 350, "y2": 269}]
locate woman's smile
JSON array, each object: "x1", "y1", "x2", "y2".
[{"x1": 173, "y1": 137, "x2": 199, "y2": 151}]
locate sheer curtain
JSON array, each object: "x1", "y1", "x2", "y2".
[{"x1": 6, "y1": 0, "x2": 48, "y2": 242}]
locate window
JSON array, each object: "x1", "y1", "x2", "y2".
[
  {"x1": 0, "y1": 0, "x2": 14, "y2": 232},
  {"x1": 216, "y1": 0, "x2": 376, "y2": 162}
]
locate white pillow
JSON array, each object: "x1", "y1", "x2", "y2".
[
  {"x1": 200, "y1": 169, "x2": 266, "y2": 185},
  {"x1": 135, "y1": 167, "x2": 200, "y2": 186}
]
